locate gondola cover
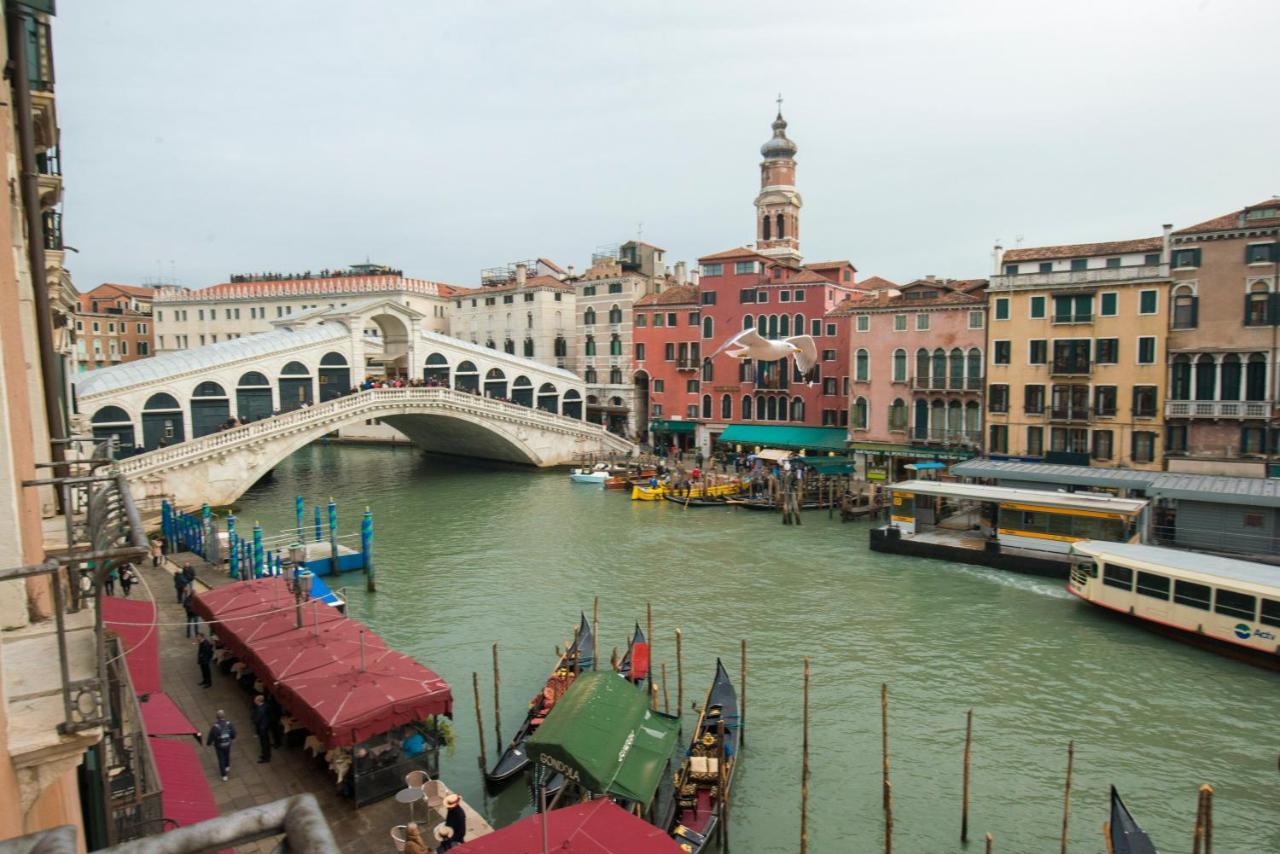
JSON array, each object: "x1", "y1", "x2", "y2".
[{"x1": 1109, "y1": 786, "x2": 1158, "y2": 854}]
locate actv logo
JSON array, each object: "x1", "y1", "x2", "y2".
[{"x1": 1233, "y1": 623, "x2": 1251, "y2": 640}]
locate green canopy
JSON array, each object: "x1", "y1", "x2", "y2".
[
  {"x1": 649, "y1": 419, "x2": 696, "y2": 434},
  {"x1": 524, "y1": 672, "x2": 681, "y2": 805},
  {"x1": 718, "y1": 424, "x2": 849, "y2": 452},
  {"x1": 797, "y1": 456, "x2": 855, "y2": 474}
]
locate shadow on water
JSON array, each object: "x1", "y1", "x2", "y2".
[{"x1": 232, "y1": 443, "x2": 1280, "y2": 853}]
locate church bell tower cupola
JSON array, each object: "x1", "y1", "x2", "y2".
[{"x1": 754, "y1": 100, "x2": 803, "y2": 264}]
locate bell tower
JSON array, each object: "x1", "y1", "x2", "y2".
[{"x1": 754, "y1": 97, "x2": 803, "y2": 264}]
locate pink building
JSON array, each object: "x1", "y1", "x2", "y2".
[{"x1": 833, "y1": 277, "x2": 987, "y2": 480}]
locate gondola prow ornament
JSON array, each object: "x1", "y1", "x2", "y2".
[{"x1": 707, "y1": 329, "x2": 819, "y2": 379}]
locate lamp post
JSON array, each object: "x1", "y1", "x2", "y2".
[{"x1": 291, "y1": 556, "x2": 312, "y2": 630}]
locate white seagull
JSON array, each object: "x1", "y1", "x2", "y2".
[{"x1": 708, "y1": 328, "x2": 819, "y2": 375}]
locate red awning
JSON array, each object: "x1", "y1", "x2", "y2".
[
  {"x1": 194, "y1": 577, "x2": 343, "y2": 662},
  {"x1": 139, "y1": 692, "x2": 199, "y2": 738},
  {"x1": 190, "y1": 576, "x2": 291, "y2": 623},
  {"x1": 275, "y1": 647, "x2": 452, "y2": 748},
  {"x1": 459, "y1": 799, "x2": 686, "y2": 853},
  {"x1": 149, "y1": 737, "x2": 223, "y2": 831},
  {"x1": 102, "y1": 597, "x2": 159, "y2": 695},
  {"x1": 244, "y1": 619, "x2": 387, "y2": 689}
]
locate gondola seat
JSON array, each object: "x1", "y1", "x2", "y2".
[{"x1": 688, "y1": 756, "x2": 719, "y2": 780}]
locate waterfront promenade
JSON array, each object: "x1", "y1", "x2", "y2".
[{"x1": 134, "y1": 553, "x2": 492, "y2": 851}]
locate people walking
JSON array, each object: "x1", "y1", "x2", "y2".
[
  {"x1": 251, "y1": 695, "x2": 272, "y2": 763},
  {"x1": 119, "y1": 564, "x2": 135, "y2": 598},
  {"x1": 266, "y1": 693, "x2": 284, "y2": 749},
  {"x1": 196, "y1": 632, "x2": 214, "y2": 688},
  {"x1": 181, "y1": 585, "x2": 200, "y2": 638},
  {"x1": 174, "y1": 565, "x2": 190, "y2": 603},
  {"x1": 104, "y1": 567, "x2": 116, "y2": 597},
  {"x1": 206, "y1": 710, "x2": 236, "y2": 781},
  {"x1": 443, "y1": 793, "x2": 467, "y2": 847},
  {"x1": 151, "y1": 537, "x2": 163, "y2": 568}
]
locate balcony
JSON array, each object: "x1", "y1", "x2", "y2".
[
  {"x1": 42, "y1": 210, "x2": 63, "y2": 251},
  {"x1": 37, "y1": 147, "x2": 61, "y2": 209},
  {"x1": 911, "y1": 376, "x2": 983, "y2": 392},
  {"x1": 913, "y1": 429, "x2": 982, "y2": 447},
  {"x1": 675, "y1": 358, "x2": 699, "y2": 372},
  {"x1": 989, "y1": 262, "x2": 1169, "y2": 292},
  {"x1": 1051, "y1": 313, "x2": 1093, "y2": 325},
  {"x1": 1164, "y1": 399, "x2": 1274, "y2": 419},
  {"x1": 1050, "y1": 360, "x2": 1092, "y2": 377},
  {"x1": 1049, "y1": 407, "x2": 1091, "y2": 423}
]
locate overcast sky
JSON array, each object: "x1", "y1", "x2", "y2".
[{"x1": 57, "y1": 0, "x2": 1280, "y2": 291}]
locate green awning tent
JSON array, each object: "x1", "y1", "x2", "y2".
[
  {"x1": 649, "y1": 419, "x2": 696, "y2": 434},
  {"x1": 523, "y1": 672, "x2": 681, "y2": 805},
  {"x1": 719, "y1": 424, "x2": 849, "y2": 452},
  {"x1": 797, "y1": 456, "x2": 855, "y2": 474}
]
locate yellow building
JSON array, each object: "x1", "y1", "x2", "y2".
[{"x1": 985, "y1": 234, "x2": 1171, "y2": 470}]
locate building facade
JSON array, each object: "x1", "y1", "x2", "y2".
[
  {"x1": 74, "y1": 283, "x2": 154, "y2": 370},
  {"x1": 153, "y1": 265, "x2": 456, "y2": 354},
  {"x1": 836, "y1": 277, "x2": 987, "y2": 480},
  {"x1": 1164, "y1": 200, "x2": 1280, "y2": 476},
  {"x1": 985, "y1": 235, "x2": 1171, "y2": 470}
]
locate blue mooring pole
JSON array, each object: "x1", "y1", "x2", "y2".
[
  {"x1": 328, "y1": 498, "x2": 338, "y2": 576},
  {"x1": 314, "y1": 506, "x2": 322, "y2": 542},
  {"x1": 295, "y1": 495, "x2": 304, "y2": 542},
  {"x1": 201, "y1": 503, "x2": 211, "y2": 560},
  {"x1": 227, "y1": 514, "x2": 239, "y2": 580},
  {"x1": 253, "y1": 522, "x2": 264, "y2": 578},
  {"x1": 161, "y1": 500, "x2": 172, "y2": 551},
  {"x1": 361, "y1": 508, "x2": 375, "y2": 592}
]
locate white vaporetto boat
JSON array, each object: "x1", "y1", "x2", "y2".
[{"x1": 569, "y1": 463, "x2": 611, "y2": 485}]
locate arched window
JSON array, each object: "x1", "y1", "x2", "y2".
[
  {"x1": 524, "y1": 338, "x2": 535, "y2": 357},
  {"x1": 888, "y1": 398, "x2": 906, "y2": 431},
  {"x1": 949, "y1": 349, "x2": 964, "y2": 389},
  {"x1": 1246, "y1": 353, "x2": 1267, "y2": 401},
  {"x1": 1172, "y1": 284, "x2": 1197, "y2": 329},
  {"x1": 755, "y1": 395, "x2": 765, "y2": 420},
  {"x1": 503, "y1": 338, "x2": 515, "y2": 354},
  {"x1": 608, "y1": 304, "x2": 622, "y2": 324},
  {"x1": 537, "y1": 382, "x2": 559, "y2": 413},
  {"x1": 91, "y1": 405, "x2": 135, "y2": 450},
  {"x1": 319, "y1": 352, "x2": 347, "y2": 366},
  {"x1": 916, "y1": 348, "x2": 930, "y2": 384},
  {"x1": 763, "y1": 215, "x2": 772, "y2": 241},
  {"x1": 193, "y1": 381, "x2": 226, "y2": 397},
  {"x1": 1247, "y1": 282, "x2": 1271, "y2": 326},
  {"x1": 609, "y1": 334, "x2": 622, "y2": 356},
  {"x1": 701, "y1": 358, "x2": 714, "y2": 382},
  {"x1": 932, "y1": 349, "x2": 946, "y2": 384},
  {"x1": 948, "y1": 399, "x2": 963, "y2": 434},
  {"x1": 855, "y1": 349, "x2": 869, "y2": 382},
  {"x1": 892, "y1": 349, "x2": 906, "y2": 383},
  {"x1": 767, "y1": 315, "x2": 778, "y2": 339},
  {"x1": 610, "y1": 366, "x2": 623, "y2": 384},
  {"x1": 142, "y1": 392, "x2": 184, "y2": 449},
  {"x1": 964, "y1": 401, "x2": 981, "y2": 438},
  {"x1": 512, "y1": 376, "x2": 534, "y2": 406},
  {"x1": 584, "y1": 307, "x2": 597, "y2": 325},
  {"x1": 852, "y1": 397, "x2": 868, "y2": 430},
  {"x1": 454, "y1": 360, "x2": 479, "y2": 392},
  {"x1": 776, "y1": 212, "x2": 785, "y2": 240},
  {"x1": 484, "y1": 368, "x2": 507, "y2": 398},
  {"x1": 584, "y1": 367, "x2": 598, "y2": 384},
  {"x1": 766, "y1": 396, "x2": 778, "y2": 421},
  {"x1": 1220, "y1": 353, "x2": 1241, "y2": 400},
  {"x1": 701, "y1": 394, "x2": 712, "y2": 419},
  {"x1": 779, "y1": 314, "x2": 790, "y2": 337},
  {"x1": 913, "y1": 399, "x2": 929, "y2": 440},
  {"x1": 778, "y1": 396, "x2": 789, "y2": 422},
  {"x1": 585, "y1": 335, "x2": 596, "y2": 356},
  {"x1": 1194, "y1": 354, "x2": 1216, "y2": 401},
  {"x1": 790, "y1": 396, "x2": 804, "y2": 421},
  {"x1": 743, "y1": 314, "x2": 754, "y2": 331},
  {"x1": 742, "y1": 395, "x2": 753, "y2": 420},
  {"x1": 238, "y1": 371, "x2": 269, "y2": 386},
  {"x1": 966, "y1": 348, "x2": 982, "y2": 388},
  {"x1": 92, "y1": 405, "x2": 130, "y2": 424},
  {"x1": 280, "y1": 361, "x2": 309, "y2": 376},
  {"x1": 722, "y1": 394, "x2": 732, "y2": 419},
  {"x1": 527, "y1": 312, "x2": 534, "y2": 329},
  {"x1": 554, "y1": 336, "x2": 567, "y2": 357},
  {"x1": 562, "y1": 389, "x2": 582, "y2": 419},
  {"x1": 793, "y1": 314, "x2": 803, "y2": 336},
  {"x1": 931, "y1": 399, "x2": 945, "y2": 439},
  {"x1": 1170, "y1": 354, "x2": 1192, "y2": 400},
  {"x1": 703, "y1": 316, "x2": 714, "y2": 339}
]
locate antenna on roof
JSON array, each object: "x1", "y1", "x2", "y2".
[{"x1": 1015, "y1": 234, "x2": 1024, "y2": 248}]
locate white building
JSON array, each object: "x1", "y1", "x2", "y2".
[{"x1": 447, "y1": 260, "x2": 575, "y2": 377}]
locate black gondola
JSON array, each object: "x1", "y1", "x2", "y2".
[
  {"x1": 726, "y1": 497, "x2": 824, "y2": 511},
  {"x1": 618, "y1": 623, "x2": 647, "y2": 683},
  {"x1": 667, "y1": 659, "x2": 740, "y2": 852},
  {"x1": 485, "y1": 612, "x2": 595, "y2": 786},
  {"x1": 1109, "y1": 786, "x2": 1158, "y2": 854},
  {"x1": 663, "y1": 495, "x2": 731, "y2": 507}
]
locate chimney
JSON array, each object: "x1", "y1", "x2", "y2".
[
  {"x1": 690, "y1": 269, "x2": 700, "y2": 287},
  {"x1": 567, "y1": 265, "x2": 575, "y2": 277},
  {"x1": 515, "y1": 263, "x2": 527, "y2": 286},
  {"x1": 675, "y1": 261, "x2": 688, "y2": 285},
  {"x1": 1161, "y1": 224, "x2": 1172, "y2": 265},
  {"x1": 925, "y1": 274, "x2": 935, "y2": 281},
  {"x1": 992, "y1": 244, "x2": 1005, "y2": 276}
]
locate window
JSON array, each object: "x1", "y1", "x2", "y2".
[
  {"x1": 1137, "y1": 336, "x2": 1156, "y2": 364},
  {"x1": 635, "y1": 343, "x2": 645, "y2": 361},
  {"x1": 702, "y1": 316, "x2": 714, "y2": 339},
  {"x1": 1004, "y1": 264, "x2": 1019, "y2": 275},
  {"x1": 994, "y1": 298, "x2": 1009, "y2": 321},
  {"x1": 1246, "y1": 243, "x2": 1276, "y2": 264},
  {"x1": 1092, "y1": 429, "x2": 1114, "y2": 460},
  {"x1": 1174, "y1": 580, "x2": 1211, "y2": 610},
  {"x1": 1053, "y1": 294, "x2": 1092, "y2": 323},
  {"x1": 503, "y1": 295, "x2": 513, "y2": 304},
  {"x1": 635, "y1": 313, "x2": 647, "y2": 328},
  {"x1": 791, "y1": 289, "x2": 804, "y2": 302},
  {"x1": 735, "y1": 261, "x2": 755, "y2": 275},
  {"x1": 585, "y1": 336, "x2": 596, "y2": 356},
  {"x1": 688, "y1": 312, "x2": 699, "y2": 326},
  {"x1": 1244, "y1": 512, "x2": 1265, "y2": 528},
  {"x1": 198, "y1": 309, "x2": 205, "y2": 320},
  {"x1": 687, "y1": 379, "x2": 700, "y2": 393},
  {"x1": 1132, "y1": 386, "x2": 1157, "y2": 418},
  {"x1": 856, "y1": 315, "x2": 869, "y2": 332},
  {"x1": 823, "y1": 377, "x2": 838, "y2": 395},
  {"x1": 756, "y1": 291, "x2": 769, "y2": 303},
  {"x1": 668, "y1": 313, "x2": 677, "y2": 326},
  {"x1": 653, "y1": 379, "x2": 665, "y2": 392},
  {"x1": 1094, "y1": 385, "x2": 1117, "y2": 417},
  {"x1": 893, "y1": 314, "x2": 907, "y2": 331},
  {"x1": 739, "y1": 288, "x2": 756, "y2": 304},
  {"x1": 1261, "y1": 599, "x2": 1280, "y2": 629},
  {"x1": 651, "y1": 403, "x2": 662, "y2": 417},
  {"x1": 1070, "y1": 259, "x2": 1088, "y2": 272},
  {"x1": 701, "y1": 291, "x2": 717, "y2": 305},
  {"x1": 1029, "y1": 296, "x2": 1046, "y2": 319},
  {"x1": 1245, "y1": 283, "x2": 1272, "y2": 326},
  {"x1": 663, "y1": 343, "x2": 675, "y2": 360},
  {"x1": 779, "y1": 290, "x2": 791, "y2": 303},
  {"x1": 1039, "y1": 262, "x2": 1053, "y2": 274},
  {"x1": 1131, "y1": 431, "x2": 1155, "y2": 463},
  {"x1": 584, "y1": 307, "x2": 597, "y2": 325},
  {"x1": 826, "y1": 323, "x2": 836, "y2": 336},
  {"x1": 653, "y1": 313, "x2": 665, "y2": 327},
  {"x1": 701, "y1": 359, "x2": 713, "y2": 382},
  {"x1": 608, "y1": 282, "x2": 622, "y2": 294},
  {"x1": 1139, "y1": 290, "x2": 1158, "y2": 315},
  {"x1": 138, "y1": 341, "x2": 149, "y2": 355},
  {"x1": 916, "y1": 313, "x2": 930, "y2": 331},
  {"x1": 1172, "y1": 248, "x2": 1201, "y2": 269},
  {"x1": 968, "y1": 310, "x2": 984, "y2": 329},
  {"x1": 1052, "y1": 340, "x2": 1091, "y2": 373},
  {"x1": 993, "y1": 341, "x2": 1011, "y2": 364},
  {"x1": 1029, "y1": 339, "x2": 1047, "y2": 365},
  {"x1": 120, "y1": 340, "x2": 128, "y2": 355},
  {"x1": 525, "y1": 292, "x2": 535, "y2": 302},
  {"x1": 1214, "y1": 589, "x2": 1256, "y2": 621},
  {"x1": 582, "y1": 285, "x2": 597, "y2": 296},
  {"x1": 702, "y1": 263, "x2": 723, "y2": 276},
  {"x1": 1106, "y1": 257, "x2": 1122, "y2": 270},
  {"x1": 721, "y1": 394, "x2": 733, "y2": 419},
  {"x1": 855, "y1": 349, "x2": 869, "y2": 382},
  {"x1": 1095, "y1": 338, "x2": 1118, "y2": 364},
  {"x1": 1144, "y1": 253, "x2": 1160, "y2": 265},
  {"x1": 1024, "y1": 384, "x2": 1045, "y2": 414},
  {"x1": 1165, "y1": 424, "x2": 1187, "y2": 453},
  {"x1": 1241, "y1": 426, "x2": 1267, "y2": 454},
  {"x1": 989, "y1": 384, "x2": 1009, "y2": 413},
  {"x1": 1026, "y1": 425, "x2": 1044, "y2": 456},
  {"x1": 687, "y1": 405, "x2": 699, "y2": 419},
  {"x1": 989, "y1": 424, "x2": 1008, "y2": 453},
  {"x1": 822, "y1": 349, "x2": 837, "y2": 361},
  {"x1": 1103, "y1": 564, "x2": 1133, "y2": 591},
  {"x1": 852, "y1": 397, "x2": 868, "y2": 430},
  {"x1": 1172, "y1": 287, "x2": 1198, "y2": 329},
  {"x1": 92, "y1": 321, "x2": 100, "y2": 333},
  {"x1": 107, "y1": 322, "x2": 116, "y2": 333},
  {"x1": 892, "y1": 349, "x2": 906, "y2": 382}
]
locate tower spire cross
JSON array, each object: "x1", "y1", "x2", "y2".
[{"x1": 776, "y1": 92, "x2": 783, "y2": 114}]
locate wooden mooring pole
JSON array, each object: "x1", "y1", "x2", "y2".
[
  {"x1": 717, "y1": 717, "x2": 729, "y2": 846},
  {"x1": 675, "y1": 628, "x2": 684, "y2": 721},
  {"x1": 882, "y1": 682, "x2": 892, "y2": 854},
  {"x1": 800, "y1": 657, "x2": 810, "y2": 854},
  {"x1": 592, "y1": 596, "x2": 599, "y2": 670},
  {"x1": 985, "y1": 832, "x2": 993, "y2": 853},
  {"x1": 646, "y1": 601, "x2": 654, "y2": 684},
  {"x1": 472, "y1": 672, "x2": 487, "y2": 772},
  {"x1": 961, "y1": 708, "x2": 973, "y2": 843},
  {"x1": 661, "y1": 663, "x2": 670, "y2": 714},
  {"x1": 1060, "y1": 740, "x2": 1074, "y2": 854},
  {"x1": 1104, "y1": 822, "x2": 1114, "y2": 854},
  {"x1": 740, "y1": 638, "x2": 748, "y2": 746},
  {"x1": 1193, "y1": 783, "x2": 1214, "y2": 854},
  {"x1": 491, "y1": 642, "x2": 503, "y2": 751}
]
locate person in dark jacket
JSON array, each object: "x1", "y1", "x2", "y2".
[
  {"x1": 196, "y1": 632, "x2": 214, "y2": 687},
  {"x1": 251, "y1": 695, "x2": 272, "y2": 763},
  {"x1": 205, "y1": 710, "x2": 236, "y2": 781},
  {"x1": 442, "y1": 793, "x2": 466, "y2": 846},
  {"x1": 174, "y1": 567, "x2": 190, "y2": 603},
  {"x1": 119, "y1": 564, "x2": 135, "y2": 598},
  {"x1": 265, "y1": 694, "x2": 284, "y2": 748},
  {"x1": 181, "y1": 586, "x2": 199, "y2": 638}
]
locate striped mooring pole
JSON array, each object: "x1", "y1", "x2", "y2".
[
  {"x1": 227, "y1": 514, "x2": 239, "y2": 580},
  {"x1": 361, "y1": 507, "x2": 375, "y2": 592}
]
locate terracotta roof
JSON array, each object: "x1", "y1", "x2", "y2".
[
  {"x1": 472, "y1": 274, "x2": 573, "y2": 295},
  {"x1": 1173, "y1": 200, "x2": 1280, "y2": 236},
  {"x1": 536, "y1": 257, "x2": 566, "y2": 274},
  {"x1": 825, "y1": 293, "x2": 876, "y2": 315},
  {"x1": 783, "y1": 270, "x2": 836, "y2": 286},
  {"x1": 636, "y1": 285, "x2": 699, "y2": 307},
  {"x1": 854, "y1": 275, "x2": 899, "y2": 291},
  {"x1": 804, "y1": 260, "x2": 855, "y2": 271},
  {"x1": 698, "y1": 246, "x2": 772, "y2": 263},
  {"x1": 952, "y1": 278, "x2": 989, "y2": 293},
  {"x1": 83, "y1": 283, "x2": 156, "y2": 298},
  {"x1": 1002, "y1": 236, "x2": 1163, "y2": 262},
  {"x1": 831, "y1": 287, "x2": 984, "y2": 311}
]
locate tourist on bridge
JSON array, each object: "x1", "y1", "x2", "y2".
[
  {"x1": 251, "y1": 694, "x2": 273, "y2": 763},
  {"x1": 205, "y1": 710, "x2": 236, "y2": 781},
  {"x1": 196, "y1": 631, "x2": 214, "y2": 687},
  {"x1": 443, "y1": 792, "x2": 467, "y2": 847}
]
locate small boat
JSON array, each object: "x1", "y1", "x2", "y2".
[
  {"x1": 486, "y1": 613, "x2": 596, "y2": 786},
  {"x1": 1109, "y1": 786, "x2": 1157, "y2": 854},
  {"x1": 618, "y1": 623, "x2": 649, "y2": 683},
  {"x1": 664, "y1": 495, "x2": 731, "y2": 507},
  {"x1": 633, "y1": 480, "x2": 744, "y2": 501},
  {"x1": 570, "y1": 463, "x2": 611, "y2": 485},
  {"x1": 668, "y1": 659, "x2": 740, "y2": 853}
]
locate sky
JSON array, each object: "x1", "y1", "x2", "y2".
[{"x1": 57, "y1": 0, "x2": 1280, "y2": 291}]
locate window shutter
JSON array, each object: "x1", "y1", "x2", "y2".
[
  {"x1": 1271, "y1": 292, "x2": 1280, "y2": 326},
  {"x1": 1130, "y1": 430, "x2": 1138, "y2": 461},
  {"x1": 1245, "y1": 294, "x2": 1254, "y2": 325},
  {"x1": 1189, "y1": 296, "x2": 1199, "y2": 328}
]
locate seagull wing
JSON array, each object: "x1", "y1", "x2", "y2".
[
  {"x1": 785, "y1": 335, "x2": 819, "y2": 374},
  {"x1": 709, "y1": 327, "x2": 768, "y2": 360}
]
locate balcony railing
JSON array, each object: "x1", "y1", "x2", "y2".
[
  {"x1": 1050, "y1": 360, "x2": 1091, "y2": 376},
  {"x1": 911, "y1": 429, "x2": 982, "y2": 446},
  {"x1": 989, "y1": 262, "x2": 1169, "y2": 291},
  {"x1": 42, "y1": 210, "x2": 63, "y2": 251},
  {"x1": 1165, "y1": 399, "x2": 1274, "y2": 419},
  {"x1": 1049, "y1": 407, "x2": 1091, "y2": 423},
  {"x1": 910, "y1": 376, "x2": 983, "y2": 392},
  {"x1": 1052, "y1": 313, "x2": 1093, "y2": 325},
  {"x1": 36, "y1": 146, "x2": 61, "y2": 176},
  {"x1": 675, "y1": 358, "x2": 699, "y2": 371}
]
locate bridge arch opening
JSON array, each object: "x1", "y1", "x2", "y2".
[
  {"x1": 91, "y1": 405, "x2": 135, "y2": 449},
  {"x1": 237, "y1": 371, "x2": 273, "y2": 422},
  {"x1": 454, "y1": 361, "x2": 479, "y2": 393},
  {"x1": 191, "y1": 381, "x2": 231, "y2": 438},
  {"x1": 536, "y1": 382, "x2": 559, "y2": 413},
  {"x1": 278, "y1": 361, "x2": 314, "y2": 412},
  {"x1": 424, "y1": 353, "x2": 450, "y2": 386},
  {"x1": 365, "y1": 312, "x2": 410, "y2": 378},
  {"x1": 512, "y1": 376, "x2": 533, "y2": 407},
  {"x1": 484, "y1": 368, "x2": 507, "y2": 399},
  {"x1": 318, "y1": 351, "x2": 350, "y2": 402},
  {"x1": 563, "y1": 389, "x2": 583, "y2": 420},
  {"x1": 142, "y1": 392, "x2": 184, "y2": 449}
]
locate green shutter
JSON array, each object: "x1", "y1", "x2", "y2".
[
  {"x1": 1100, "y1": 293, "x2": 1117, "y2": 316},
  {"x1": 1030, "y1": 296, "x2": 1045, "y2": 318}
]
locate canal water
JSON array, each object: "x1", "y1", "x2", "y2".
[{"x1": 232, "y1": 443, "x2": 1279, "y2": 853}]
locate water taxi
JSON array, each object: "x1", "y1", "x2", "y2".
[
  {"x1": 1069, "y1": 541, "x2": 1280, "y2": 670},
  {"x1": 631, "y1": 480, "x2": 744, "y2": 501},
  {"x1": 569, "y1": 463, "x2": 611, "y2": 484}
]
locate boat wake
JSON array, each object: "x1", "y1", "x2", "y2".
[{"x1": 942, "y1": 562, "x2": 1075, "y2": 600}]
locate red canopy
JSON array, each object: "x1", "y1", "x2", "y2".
[
  {"x1": 190, "y1": 576, "x2": 291, "y2": 623},
  {"x1": 102, "y1": 598, "x2": 160, "y2": 695},
  {"x1": 244, "y1": 619, "x2": 387, "y2": 688},
  {"x1": 195, "y1": 577, "x2": 343, "y2": 662},
  {"x1": 274, "y1": 647, "x2": 452, "y2": 748},
  {"x1": 139, "y1": 692, "x2": 199, "y2": 738},
  {"x1": 148, "y1": 737, "x2": 223, "y2": 831},
  {"x1": 459, "y1": 799, "x2": 685, "y2": 853}
]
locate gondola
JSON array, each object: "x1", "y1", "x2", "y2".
[
  {"x1": 618, "y1": 623, "x2": 649, "y2": 683},
  {"x1": 485, "y1": 612, "x2": 595, "y2": 786},
  {"x1": 726, "y1": 497, "x2": 825, "y2": 511},
  {"x1": 668, "y1": 659, "x2": 740, "y2": 853},
  {"x1": 1109, "y1": 786, "x2": 1157, "y2": 854},
  {"x1": 663, "y1": 494, "x2": 731, "y2": 507}
]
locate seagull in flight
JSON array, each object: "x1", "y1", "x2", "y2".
[{"x1": 708, "y1": 328, "x2": 819, "y2": 375}]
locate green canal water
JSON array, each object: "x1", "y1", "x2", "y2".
[{"x1": 232, "y1": 443, "x2": 1279, "y2": 853}]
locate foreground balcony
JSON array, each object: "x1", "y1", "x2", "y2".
[
  {"x1": 1165, "y1": 399, "x2": 1274, "y2": 419},
  {"x1": 989, "y1": 262, "x2": 1169, "y2": 291},
  {"x1": 910, "y1": 376, "x2": 983, "y2": 392}
]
